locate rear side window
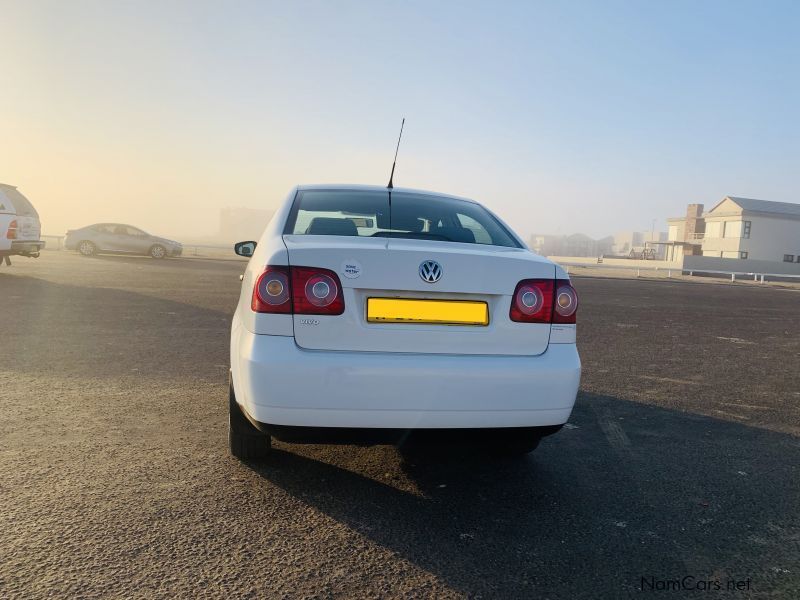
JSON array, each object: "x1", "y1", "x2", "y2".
[
  {"x1": 0, "y1": 187, "x2": 39, "y2": 217},
  {"x1": 284, "y1": 189, "x2": 521, "y2": 248}
]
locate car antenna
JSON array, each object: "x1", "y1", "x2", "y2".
[{"x1": 387, "y1": 118, "x2": 405, "y2": 189}]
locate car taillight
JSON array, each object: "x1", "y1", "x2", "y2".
[
  {"x1": 510, "y1": 279, "x2": 578, "y2": 324},
  {"x1": 252, "y1": 265, "x2": 344, "y2": 315},
  {"x1": 553, "y1": 281, "x2": 578, "y2": 324},
  {"x1": 6, "y1": 220, "x2": 17, "y2": 240},
  {"x1": 510, "y1": 279, "x2": 554, "y2": 323},
  {"x1": 291, "y1": 266, "x2": 344, "y2": 315},
  {"x1": 252, "y1": 266, "x2": 292, "y2": 313}
]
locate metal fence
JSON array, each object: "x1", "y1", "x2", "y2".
[
  {"x1": 558, "y1": 261, "x2": 800, "y2": 284},
  {"x1": 41, "y1": 235, "x2": 64, "y2": 250}
]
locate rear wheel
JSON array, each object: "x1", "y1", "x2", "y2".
[
  {"x1": 78, "y1": 240, "x2": 96, "y2": 256},
  {"x1": 149, "y1": 244, "x2": 167, "y2": 259},
  {"x1": 229, "y1": 377, "x2": 271, "y2": 460}
]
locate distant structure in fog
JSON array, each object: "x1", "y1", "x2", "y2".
[
  {"x1": 219, "y1": 207, "x2": 274, "y2": 242},
  {"x1": 529, "y1": 233, "x2": 614, "y2": 257},
  {"x1": 611, "y1": 230, "x2": 668, "y2": 258},
  {"x1": 533, "y1": 196, "x2": 800, "y2": 275},
  {"x1": 662, "y1": 203, "x2": 706, "y2": 261},
  {"x1": 530, "y1": 231, "x2": 669, "y2": 259},
  {"x1": 662, "y1": 197, "x2": 800, "y2": 264}
]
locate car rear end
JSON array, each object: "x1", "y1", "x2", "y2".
[
  {"x1": 63, "y1": 228, "x2": 81, "y2": 251},
  {"x1": 0, "y1": 184, "x2": 45, "y2": 260},
  {"x1": 230, "y1": 186, "x2": 580, "y2": 449}
]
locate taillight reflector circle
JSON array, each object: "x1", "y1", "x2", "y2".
[
  {"x1": 509, "y1": 279, "x2": 554, "y2": 323},
  {"x1": 304, "y1": 274, "x2": 338, "y2": 307},
  {"x1": 516, "y1": 286, "x2": 544, "y2": 315},
  {"x1": 290, "y1": 266, "x2": 345, "y2": 315},
  {"x1": 554, "y1": 285, "x2": 578, "y2": 318},
  {"x1": 256, "y1": 270, "x2": 290, "y2": 306},
  {"x1": 267, "y1": 279, "x2": 285, "y2": 297}
]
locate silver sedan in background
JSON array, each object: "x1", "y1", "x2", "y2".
[{"x1": 64, "y1": 223, "x2": 183, "y2": 259}]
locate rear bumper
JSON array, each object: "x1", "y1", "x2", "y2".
[
  {"x1": 232, "y1": 328, "x2": 581, "y2": 429},
  {"x1": 1, "y1": 240, "x2": 45, "y2": 256},
  {"x1": 253, "y1": 423, "x2": 563, "y2": 445}
]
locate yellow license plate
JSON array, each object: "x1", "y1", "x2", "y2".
[{"x1": 366, "y1": 298, "x2": 489, "y2": 326}]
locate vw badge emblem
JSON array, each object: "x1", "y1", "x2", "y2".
[{"x1": 419, "y1": 260, "x2": 443, "y2": 283}]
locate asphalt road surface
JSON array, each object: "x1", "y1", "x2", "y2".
[{"x1": 2, "y1": 252, "x2": 799, "y2": 598}]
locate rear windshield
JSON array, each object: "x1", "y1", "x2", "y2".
[
  {"x1": 284, "y1": 190, "x2": 521, "y2": 248},
  {"x1": 0, "y1": 186, "x2": 39, "y2": 217}
]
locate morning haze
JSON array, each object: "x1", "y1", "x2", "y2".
[
  {"x1": 1, "y1": 0, "x2": 798, "y2": 242},
  {"x1": 3, "y1": 3, "x2": 800, "y2": 597}
]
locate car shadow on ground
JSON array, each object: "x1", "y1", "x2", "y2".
[
  {"x1": 76, "y1": 253, "x2": 194, "y2": 266},
  {"x1": 246, "y1": 393, "x2": 800, "y2": 597}
]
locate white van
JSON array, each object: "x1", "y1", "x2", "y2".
[{"x1": 0, "y1": 183, "x2": 45, "y2": 265}]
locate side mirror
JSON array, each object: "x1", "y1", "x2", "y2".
[{"x1": 234, "y1": 241, "x2": 257, "y2": 257}]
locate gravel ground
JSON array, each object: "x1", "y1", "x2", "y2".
[{"x1": 1, "y1": 252, "x2": 799, "y2": 598}]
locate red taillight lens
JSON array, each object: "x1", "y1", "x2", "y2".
[
  {"x1": 291, "y1": 266, "x2": 344, "y2": 315},
  {"x1": 553, "y1": 281, "x2": 578, "y2": 324},
  {"x1": 6, "y1": 219, "x2": 18, "y2": 240},
  {"x1": 510, "y1": 279, "x2": 554, "y2": 323},
  {"x1": 252, "y1": 266, "x2": 292, "y2": 313},
  {"x1": 510, "y1": 279, "x2": 578, "y2": 324},
  {"x1": 252, "y1": 265, "x2": 344, "y2": 315}
]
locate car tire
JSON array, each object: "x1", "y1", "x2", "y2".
[
  {"x1": 228, "y1": 377, "x2": 271, "y2": 461},
  {"x1": 78, "y1": 240, "x2": 97, "y2": 256},
  {"x1": 149, "y1": 244, "x2": 167, "y2": 259}
]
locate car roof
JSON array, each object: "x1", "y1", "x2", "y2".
[
  {"x1": 84, "y1": 223, "x2": 139, "y2": 230},
  {"x1": 295, "y1": 184, "x2": 479, "y2": 205}
]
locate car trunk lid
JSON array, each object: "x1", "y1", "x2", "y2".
[
  {"x1": 14, "y1": 215, "x2": 41, "y2": 241},
  {"x1": 283, "y1": 236, "x2": 554, "y2": 355}
]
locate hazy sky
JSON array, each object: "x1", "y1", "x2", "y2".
[{"x1": 1, "y1": 0, "x2": 798, "y2": 240}]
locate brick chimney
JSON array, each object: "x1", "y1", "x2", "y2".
[
  {"x1": 681, "y1": 203, "x2": 705, "y2": 255},
  {"x1": 684, "y1": 204, "x2": 705, "y2": 239}
]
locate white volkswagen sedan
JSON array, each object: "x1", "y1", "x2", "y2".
[{"x1": 229, "y1": 185, "x2": 580, "y2": 460}]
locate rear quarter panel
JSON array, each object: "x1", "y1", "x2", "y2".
[{"x1": 235, "y1": 188, "x2": 297, "y2": 336}]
